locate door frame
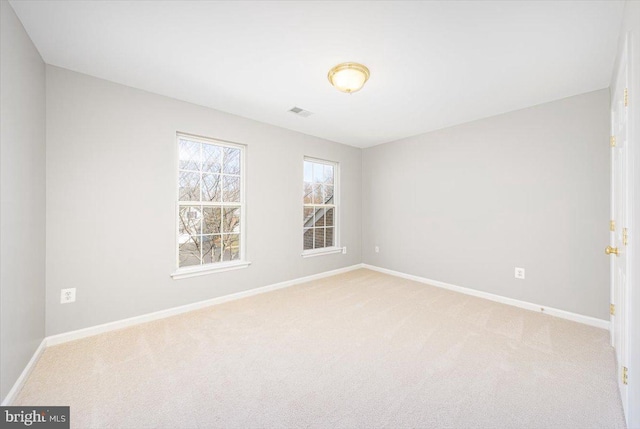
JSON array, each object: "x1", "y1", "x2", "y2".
[
  {"x1": 624, "y1": 23, "x2": 640, "y2": 428},
  {"x1": 610, "y1": 29, "x2": 637, "y2": 427},
  {"x1": 610, "y1": 32, "x2": 630, "y2": 416}
]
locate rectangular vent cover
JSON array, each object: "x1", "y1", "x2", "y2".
[{"x1": 289, "y1": 106, "x2": 313, "y2": 117}]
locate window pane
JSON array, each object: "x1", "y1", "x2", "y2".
[
  {"x1": 303, "y1": 182, "x2": 313, "y2": 204},
  {"x1": 222, "y1": 234, "x2": 240, "y2": 261},
  {"x1": 177, "y1": 136, "x2": 244, "y2": 269},
  {"x1": 223, "y1": 176, "x2": 241, "y2": 202},
  {"x1": 303, "y1": 228, "x2": 314, "y2": 250},
  {"x1": 179, "y1": 171, "x2": 201, "y2": 201},
  {"x1": 223, "y1": 147, "x2": 241, "y2": 175},
  {"x1": 179, "y1": 139, "x2": 200, "y2": 171},
  {"x1": 202, "y1": 235, "x2": 222, "y2": 264},
  {"x1": 324, "y1": 164, "x2": 334, "y2": 185},
  {"x1": 223, "y1": 207, "x2": 241, "y2": 233},
  {"x1": 304, "y1": 161, "x2": 313, "y2": 183},
  {"x1": 313, "y1": 162, "x2": 324, "y2": 183},
  {"x1": 303, "y1": 207, "x2": 314, "y2": 226},
  {"x1": 314, "y1": 227, "x2": 325, "y2": 249},
  {"x1": 179, "y1": 235, "x2": 201, "y2": 267},
  {"x1": 314, "y1": 207, "x2": 325, "y2": 227},
  {"x1": 202, "y1": 144, "x2": 222, "y2": 173},
  {"x1": 312, "y1": 184, "x2": 323, "y2": 204},
  {"x1": 302, "y1": 159, "x2": 338, "y2": 253},
  {"x1": 179, "y1": 206, "x2": 202, "y2": 236},
  {"x1": 202, "y1": 207, "x2": 222, "y2": 234},
  {"x1": 202, "y1": 174, "x2": 221, "y2": 202},
  {"x1": 324, "y1": 185, "x2": 334, "y2": 203},
  {"x1": 325, "y1": 227, "x2": 334, "y2": 247},
  {"x1": 325, "y1": 208, "x2": 334, "y2": 227}
]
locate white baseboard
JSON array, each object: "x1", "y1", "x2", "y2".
[
  {"x1": 3, "y1": 264, "x2": 363, "y2": 405},
  {"x1": 1, "y1": 339, "x2": 47, "y2": 406},
  {"x1": 46, "y1": 264, "x2": 364, "y2": 347},
  {"x1": 3, "y1": 262, "x2": 607, "y2": 405},
  {"x1": 361, "y1": 264, "x2": 609, "y2": 330}
]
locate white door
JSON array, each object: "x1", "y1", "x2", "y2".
[{"x1": 609, "y1": 34, "x2": 630, "y2": 416}]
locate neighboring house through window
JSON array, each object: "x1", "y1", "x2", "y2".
[
  {"x1": 174, "y1": 133, "x2": 246, "y2": 277},
  {"x1": 303, "y1": 157, "x2": 339, "y2": 256}
]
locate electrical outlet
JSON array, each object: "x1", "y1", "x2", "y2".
[
  {"x1": 60, "y1": 288, "x2": 76, "y2": 304},
  {"x1": 342, "y1": 246, "x2": 347, "y2": 254},
  {"x1": 375, "y1": 246, "x2": 380, "y2": 253},
  {"x1": 515, "y1": 267, "x2": 525, "y2": 280}
]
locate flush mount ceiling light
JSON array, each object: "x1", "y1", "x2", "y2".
[{"x1": 327, "y1": 62, "x2": 370, "y2": 93}]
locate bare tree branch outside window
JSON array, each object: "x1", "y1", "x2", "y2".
[{"x1": 177, "y1": 135, "x2": 243, "y2": 268}]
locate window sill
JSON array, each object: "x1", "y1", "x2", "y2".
[
  {"x1": 302, "y1": 247, "x2": 343, "y2": 258},
  {"x1": 171, "y1": 261, "x2": 251, "y2": 280}
]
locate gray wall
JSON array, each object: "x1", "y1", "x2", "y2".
[
  {"x1": 362, "y1": 89, "x2": 610, "y2": 320},
  {"x1": 612, "y1": 1, "x2": 640, "y2": 426},
  {"x1": 45, "y1": 66, "x2": 362, "y2": 336},
  {"x1": 0, "y1": 1, "x2": 46, "y2": 401}
]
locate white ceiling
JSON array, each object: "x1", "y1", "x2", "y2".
[{"x1": 10, "y1": 0, "x2": 625, "y2": 148}]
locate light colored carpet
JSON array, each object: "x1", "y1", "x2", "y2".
[{"x1": 15, "y1": 269, "x2": 626, "y2": 429}]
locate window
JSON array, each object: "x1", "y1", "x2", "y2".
[
  {"x1": 303, "y1": 158, "x2": 339, "y2": 256},
  {"x1": 174, "y1": 133, "x2": 247, "y2": 278}
]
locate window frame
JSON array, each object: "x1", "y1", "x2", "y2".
[
  {"x1": 171, "y1": 132, "x2": 249, "y2": 280},
  {"x1": 302, "y1": 156, "x2": 341, "y2": 258}
]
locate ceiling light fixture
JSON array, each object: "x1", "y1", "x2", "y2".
[{"x1": 327, "y1": 62, "x2": 370, "y2": 93}]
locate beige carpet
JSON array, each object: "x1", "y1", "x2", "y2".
[{"x1": 15, "y1": 269, "x2": 625, "y2": 428}]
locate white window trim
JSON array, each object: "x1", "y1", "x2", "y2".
[
  {"x1": 171, "y1": 260, "x2": 251, "y2": 280},
  {"x1": 302, "y1": 247, "x2": 342, "y2": 258},
  {"x1": 172, "y1": 132, "x2": 249, "y2": 279},
  {"x1": 302, "y1": 156, "x2": 340, "y2": 257}
]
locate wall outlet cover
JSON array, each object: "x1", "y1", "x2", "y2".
[
  {"x1": 342, "y1": 247, "x2": 347, "y2": 254},
  {"x1": 515, "y1": 267, "x2": 525, "y2": 280},
  {"x1": 61, "y1": 288, "x2": 76, "y2": 304},
  {"x1": 375, "y1": 246, "x2": 380, "y2": 253}
]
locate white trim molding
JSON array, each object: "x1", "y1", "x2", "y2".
[
  {"x1": 302, "y1": 247, "x2": 343, "y2": 258},
  {"x1": 1, "y1": 339, "x2": 47, "y2": 406},
  {"x1": 3, "y1": 262, "x2": 609, "y2": 405},
  {"x1": 171, "y1": 261, "x2": 251, "y2": 279},
  {"x1": 3, "y1": 263, "x2": 363, "y2": 405},
  {"x1": 47, "y1": 264, "x2": 363, "y2": 347},
  {"x1": 362, "y1": 264, "x2": 609, "y2": 330}
]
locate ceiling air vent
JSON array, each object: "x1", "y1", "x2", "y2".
[{"x1": 288, "y1": 106, "x2": 313, "y2": 118}]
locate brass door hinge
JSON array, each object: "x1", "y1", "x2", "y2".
[
  {"x1": 610, "y1": 220, "x2": 616, "y2": 232},
  {"x1": 623, "y1": 228, "x2": 629, "y2": 246},
  {"x1": 624, "y1": 88, "x2": 629, "y2": 107},
  {"x1": 610, "y1": 303, "x2": 615, "y2": 316},
  {"x1": 610, "y1": 136, "x2": 616, "y2": 147},
  {"x1": 623, "y1": 366, "x2": 628, "y2": 385}
]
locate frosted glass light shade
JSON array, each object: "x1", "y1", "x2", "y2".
[{"x1": 328, "y1": 63, "x2": 370, "y2": 93}]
